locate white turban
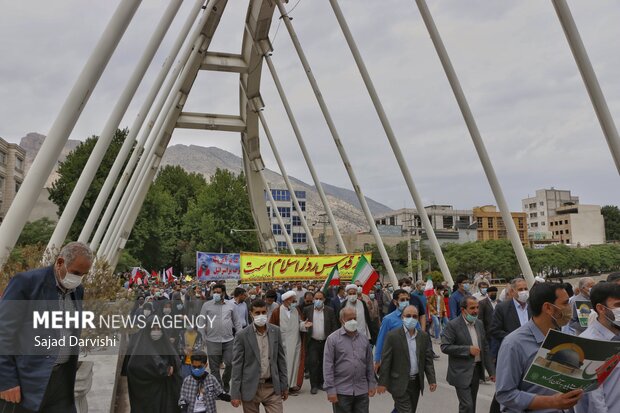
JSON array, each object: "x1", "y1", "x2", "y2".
[
  {"x1": 282, "y1": 291, "x2": 297, "y2": 302},
  {"x1": 534, "y1": 276, "x2": 545, "y2": 283},
  {"x1": 345, "y1": 284, "x2": 357, "y2": 292}
]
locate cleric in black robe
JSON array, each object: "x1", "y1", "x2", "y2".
[{"x1": 125, "y1": 316, "x2": 182, "y2": 413}]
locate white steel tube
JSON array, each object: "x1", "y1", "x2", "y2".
[
  {"x1": 79, "y1": 0, "x2": 205, "y2": 245},
  {"x1": 257, "y1": 110, "x2": 319, "y2": 254},
  {"x1": 47, "y1": 0, "x2": 183, "y2": 252},
  {"x1": 415, "y1": 0, "x2": 535, "y2": 287},
  {"x1": 275, "y1": 0, "x2": 397, "y2": 284},
  {"x1": 552, "y1": 0, "x2": 620, "y2": 175},
  {"x1": 92, "y1": 1, "x2": 217, "y2": 251},
  {"x1": 262, "y1": 49, "x2": 347, "y2": 254},
  {"x1": 98, "y1": 34, "x2": 206, "y2": 254},
  {"x1": 0, "y1": 0, "x2": 142, "y2": 265},
  {"x1": 330, "y1": 0, "x2": 453, "y2": 286}
]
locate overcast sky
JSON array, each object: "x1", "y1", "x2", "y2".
[{"x1": 1, "y1": 0, "x2": 618, "y2": 211}]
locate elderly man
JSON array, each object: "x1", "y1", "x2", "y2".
[
  {"x1": 441, "y1": 296, "x2": 495, "y2": 413},
  {"x1": 0, "y1": 242, "x2": 92, "y2": 413},
  {"x1": 341, "y1": 284, "x2": 378, "y2": 344},
  {"x1": 568, "y1": 277, "x2": 595, "y2": 334},
  {"x1": 324, "y1": 307, "x2": 377, "y2": 413},
  {"x1": 377, "y1": 305, "x2": 437, "y2": 413},
  {"x1": 269, "y1": 290, "x2": 311, "y2": 394}
]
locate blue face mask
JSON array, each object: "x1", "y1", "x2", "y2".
[
  {"x1": 212, "y1": 293, "x2": 221, "y2": 302},
  {"x1": 480, "y1": 288, "x2": 487, "y2": 296},
  {"x1": 403, "y1": 317, "x2": 418, "y2": 330},
  {"x1": 465, "y1": 313, "x2": 478, "y2": 324},
  {"x1": 398, "y1": 301, "x2": 408, "y2": 311},
  {"x1": 462, "y1": 283, "x2": 471, "y2": 292},
  {"x1": 313, "y1": 299, "x2": 324, "y2": 309},
  {"x1": 191, "y1": 366, "x2": 206, "y2": 377}
]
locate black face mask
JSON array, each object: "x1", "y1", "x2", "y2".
[{"x1": 488, "y1": 294, "x2": 497, "y2": 301}]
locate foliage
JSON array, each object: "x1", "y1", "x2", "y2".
[
  {"x1": 16, "y1": 218, "x2": 56, "y2": 246},
  {"x1": 126, "y1": 167, "x2": 258, "y2": 272},
  {"x1": 48, "y1": 129, "x2": 129, "y2": 241},
  {"x1": 426, "y1": 270, "x2": 444, "y2": 285},
  {"x1": 602, "y1": 205, "x2": 620, "y2": 241}
]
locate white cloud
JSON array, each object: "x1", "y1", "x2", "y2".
[{"x1": 0, "y1": 0, "x2": 618, "y2": 211}]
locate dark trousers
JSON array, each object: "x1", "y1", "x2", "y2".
[
  {"x1": 0, "y1": 363, "x2": 76, "y2": 413},
  {"x1": 333, "y1": 394, "x2": 369, "y2": 413},
  {"x1": 392, "y1": 376, "x2": 421, "y2": 413},
  {"x1": 206, "y1": 340, "x2": 233, "y2": 393},
  {"x1": 306, "y1": 338, "x2": 326, "y2": 388},
  {"x1": 455, "y1": 362, "x2": 482, "y2": 413}
]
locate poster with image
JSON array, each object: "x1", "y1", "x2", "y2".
[
  {"x1": 524, "y1": 329, "x2": 620, "y2": 393},
  {"x1": 574, "y1": 300, "x2": 593, "y2": 328}
]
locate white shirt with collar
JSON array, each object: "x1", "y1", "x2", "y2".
[
  {"x1": 403, "y1": 326, "x2": 419, "y2": 377},
  {"x1": 576, "y1": 318, "x2": 619, "y2": 413},
  {"x1": 312, "y1": 307, "x2": 326, "y2": 340}
]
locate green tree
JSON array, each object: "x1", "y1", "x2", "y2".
[
  {"x1": 48, "y1": 129, "x2": 129, "y2": 241},
  {"x1": 182, "y1": 169, "x2": 259, "y2": 258},
  {"x1": 602, "y1": 205, "x2": 620, "y2": 241},
  {"x1": 16, "y1": 217, "x2": 56, "y2": 246}
]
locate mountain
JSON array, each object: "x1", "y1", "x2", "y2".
[
  {"x1": 160, "y1": 144, "x2": 393, "y2": 232},
  {"x1": 16, "y1": 137, "x2": 393, "y2": 232}
]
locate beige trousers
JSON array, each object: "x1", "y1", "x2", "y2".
[{"x1": 242, "y1": 382, "x2": 283, "y2": 413}]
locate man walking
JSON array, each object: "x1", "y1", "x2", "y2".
[
  {"x1": 200, "y1": 283, "x2": 242, "y2": 393},
  {"x1": 449, "y1": 275, "x2": 471, "y2": 320},
  {"x1": 324, "y1": 307, "x2": 376, "y2": 413},
  {"x1": 441, "y1": 296, "x2": 495, "y2": 413},
  {"x1": 0, "y1": 242, "x2": 92, "y2": 413},
  {"x1": 230, "y1": 300, "x2": 288, "y2": 413},
  {"x1": 377, "y1": 305, "x2": 437, "y2": 412},
  {"x1": 303, "y1": 290, "x2": 338, "y2": 394}
]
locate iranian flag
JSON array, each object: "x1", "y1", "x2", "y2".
[
  {"x1": 321, "y1": 266, "x2": 341, "y2": 295},
  {"x1": 423, "y1": 277, "x2": 435, "y2": 298},
  {"x1": 351, "y1": 255, "x2": 379, "y2": 295}
]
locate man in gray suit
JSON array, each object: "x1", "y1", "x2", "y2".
[
  {"x1": 377, "y1": 305, "x2": 437, "y2": 412},
  {"x1": 230, "y1": 300, "x2": 288, "y2": 413},
  {"x1": 441, "y1": 296, "x2": 495, "y2": 413}
]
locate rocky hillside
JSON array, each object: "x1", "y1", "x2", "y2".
[{"x1": 16, "y1": 135, "x2": 393, "y2": 232}]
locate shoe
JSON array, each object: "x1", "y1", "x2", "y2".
[{"x1": 311, "y1": 387, "x2": 318, "y2": 394}]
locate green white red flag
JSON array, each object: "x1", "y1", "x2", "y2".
[
  {"x1": 351, "y1": 255, "x2": 379, "y2": 295},
  {"x1": 321, "y1": 266, "x2": 341, "y2": 295}
]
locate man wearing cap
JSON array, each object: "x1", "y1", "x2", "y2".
[
  {"x1": 340, "y1": 284, "x2": 378, "y2": 344},
  {"x1": 269, "y1": 290, "x2": 312, "y2": 394}
]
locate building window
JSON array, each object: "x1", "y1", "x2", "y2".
[
  {"x1": 560, "y1": 230, "x2": 564, "y2": 235},
  {"x1": 565, "y1": 229, "x2": 569, "y2": 234},
  {"x1": 389, "y1": 217, "x2": 396, "y2": 226},
  {"x1": 277, "y1": 207, "x2": 291, "y2": 218},
  {"x1": 273, "y1": 224, "x2": 282, "y2": 235},
  {"x1": 271, "y1": 189, "x2": 290, "y2": 201},
  {"x1": 531, "y1": 222, "x2": 538, "y2": 228},
  {"x1": 540, "y1": 211, "x2": 545, "y2": 216},
  {"x1": 15, "y1": 180, "x2": 21, "y2": 193},
  {"x1": 285, "y1": 224, "x2": 291, "y2": 235},
  {"x1": 298, "y1": 201, "x2": 306, "y2": 212},
  {"x1": 540, "y1": 201, "x2": 544, "y2": 206},
  {"x1": 529, "y1": 212, "x2": 537, "y2": 218},
  {"x1": 566, "y1": 239, "x2": 570, "y2": 244},
  {"x1": 266, "y1": 207, "x2": 270, "y2": 218},
  {"x1": 15, "y1": 157, "x2": 23, "y2": 171},
  {"x1": 0, "y1": 152, "x2": 6, "y2": 165},
  {"x1": 565, "y1": 220, "x2": 569, "y2": 225},
  {"x1": 487, "y1": 217, "x2": 494, "y2": 229},
  {"x1": 294, "y1": 191, "x2": 306, "y2": 199},
  {"x1": 277, "y1": 241, "x2": 288, "y2": 250},
  {"x1": 541, "y1": 222, "x2": 546, "y2": 226},
  {"x1": 518, "y1": 218, "x2": 524, "y2": 229},
  {"x1": 292, "y1": 233, "x2": 307, "y2": 243},
  {"x1": 476, "y1": 217, "x2": 483, "y2": 226},
  {"x1": 529, "y1": 203, "x2": 536, "y2": 209},
  {"x1": 292, "y1": 216, "x2": 302, "y2": 226}
]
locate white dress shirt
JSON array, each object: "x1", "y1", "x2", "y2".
[
  {"x1": 312, "y1": 309, "x2": 326, "y2": 340},
  {"x1": 513, "y1": 299, "x2": 529, "y2": 327},
  {"x1": 404, "y1": 326, "x2": 419, "y2": 377}
]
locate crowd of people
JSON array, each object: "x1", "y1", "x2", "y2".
[{"x1": 1, "y1": 241, "x2": 618, "y2": 413}]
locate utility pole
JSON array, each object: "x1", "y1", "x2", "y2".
[
  {"x1": 403, "y1": 214, "x2": 414, "y2": 279},
  {"x1": 317, "y1": 213, "x2": 329, "y2": 254}
]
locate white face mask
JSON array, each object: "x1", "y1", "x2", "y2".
[
  {"x1": 403, "y1": 286, "x2": 412, "y2": 293},
  {"x1": 344, "y1": 319, "x2": 358, "y2": 332},
  {"x1": 254, "y1": 315, "x2": 268, "y2": 327},
  {"x1": 150, "y1": 330, "x2": 163, "y2": 341},
  {"x1": 60, "y1": 264, "x2": 84, "y2": 290},
  {"x1": 143, "y1": 309, "x2": 152, "y2": 317},
  {"x1": 347, "y1": 295, "x2": 357, "y2": 304},
  {"x1": 163, "y1": 308, "x2": 172, "y2": 315},
  {"x1": 517, "y1": 291, "x2": 529, "y2": 303},
  {"x1": 604, "y1": 306, "x2": 620, "y2": 328}
]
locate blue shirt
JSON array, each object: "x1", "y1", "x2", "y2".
[
  {"x1": 404, "y1": 326, "x2": 419, "y2": 376},
  {"x1": 495, "y1": 320, "x2": 560, "y2": 413},
  {"x1": 374, "y1": 309, "x2": 421, "y2": 363},
  {"x1": 413, "y1": 290, "x2": 428, "y2": 311},
  {"x1": 449, "y1": 290, "x2": 468, "y2": 320},
  {"x1": 575, "y1": 318, "x2": 618, "y2": 413}
]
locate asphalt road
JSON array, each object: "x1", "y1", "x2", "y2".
[{"x1": 217, "y1": 340, "x2": 495, "y2": 413}]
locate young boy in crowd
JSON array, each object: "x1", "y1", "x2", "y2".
[{"x1": 179, "y1": 351, "x2": 231, "y2": 413}]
